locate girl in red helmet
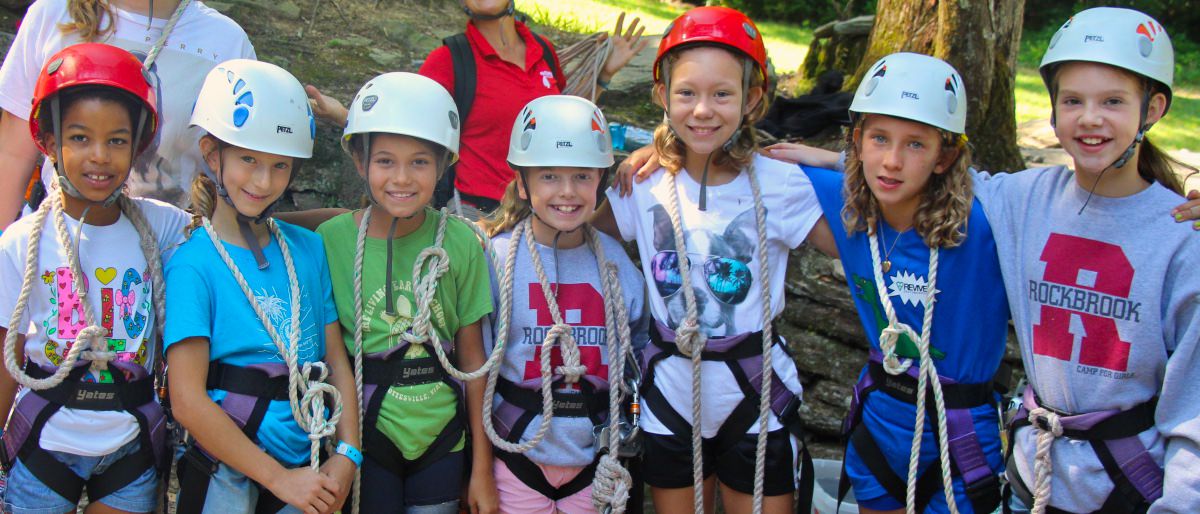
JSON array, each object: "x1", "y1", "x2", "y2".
[
  {"x1": 592, "y1": 7, "x2": 825, "y2": 513},
  {"x1": 0, "y1": 42, "x2": 191, "y2": 514}
]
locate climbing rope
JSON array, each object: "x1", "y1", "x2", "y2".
[
  {"x1": 867, "y1": 227, "x2": 956, "y2": 514},
  {"x1": 589, "y1": 223, "x2": 636, "y2": 514},
  {"x1": 1027, "y1": 406, "x2": 1063, "y2": 514},
  {"x1": 557, "y1": 32, "x2": 612, "y2": 101},
  {"x1": 664, "y1": 162, "x2": 777, "y2": 514},
  {"x1": 201, "y1": 217, "x2": 342, "y2": 472},
  {"x1": 142, "y1": 0, "x2": 193, "y2": 69},
  {"x1": 3, "y1": 181, "x2": 164, "y2": 390},
  {"x1": 480, "y1": 217, "x2": 582, "y2": 453},
  {"x1": 347, "y1": 206, "x2": 501, "y2": 514}
]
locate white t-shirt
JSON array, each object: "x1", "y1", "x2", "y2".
[
  {"x1": 604, "y1": 153, "x2": 822, "y2": 437},
  {"x1": 0, "y1": 198, "x2": 189, "y2": 456},
  {"x1": 0, "y1": 0, "x2": 255, "y2": 207}
]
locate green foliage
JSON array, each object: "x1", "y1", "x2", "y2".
[
  {"x1": 1024, "y1": 0, "x2": 1200, "y2": 43},
  {"x1": 709, "y1": 0, "x2": 876, "y2": 27}
]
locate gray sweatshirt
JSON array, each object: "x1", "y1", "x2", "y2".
[
  {"x1": 485, "y1": 228, "x2": 650, "y2": 468},
  {"x1": 973, "y1": 166, "x2": 1200, "y2": 512}
]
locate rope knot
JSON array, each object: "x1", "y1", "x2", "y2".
[
  {"x1": 675, "y1": 320, "x2": 705, "y2": 357},
  {"x1": 591, "y1": 453, "x2": 632, "y2": 514},
  {"x1": 879, "y1": 323, "x2": 917, "y2": 375},
  {"x1": 546, "y1": 323, "x2": 587, "y2": 383},
  {"x1": 77, "y1": 325, "x2": 115, "y2": 371},
  {"x1": 1028, "y1": 407, "x2": 1063, "y2": 438}
]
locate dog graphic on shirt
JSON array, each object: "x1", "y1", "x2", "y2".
[{"x1": 650, "y1": 204, "x2": 758, "y2": 335}]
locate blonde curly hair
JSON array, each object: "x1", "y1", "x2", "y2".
[
  {"x1": 652, "y1": 46, "x2": 770, "y2": 176},
  {"x1": 841, "y1": 115, "x2": 974, "y2": 249}
]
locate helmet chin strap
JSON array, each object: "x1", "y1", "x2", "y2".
[
  {"x1": 205, "y1": 146, "x2": 281, "y2": 270},
  {"x1": 462, "y1": 0, "x2": 513, "y2": 21},
  {"x1": 517, "y1": 169, "x2": 575, "y2": 309},
  {"x1": 1077, "y1": 88, "x2": 1153, "y2": 215}
]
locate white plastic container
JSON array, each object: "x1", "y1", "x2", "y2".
[{"x1": 811, "y1": 458, "x2": 858, "y2": 514}]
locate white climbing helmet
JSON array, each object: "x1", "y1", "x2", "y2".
[
  {"x1": 849, "y1": 52, "x2": 967, "y2": 134},
  {"x1": 342, "y1": 72, "x2": 461, "y2": 163},
  {"x1": 190, "y1": 59, "x2": 314, "y2": 159},
  {"x1": 507, "y1": 95, "x2": 614, "y2": 169},
  {"x1": 1040, "y1": 7, "x2": 1174, "y2": 112}
]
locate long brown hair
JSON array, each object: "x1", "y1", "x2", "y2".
[
  {"x1": 841, "y1": 115, "x2": 974, "y2": 248},
  {"x1": 480, "y1": 177, "x2": 532, "y2": 237},
  {"x1": 652, "y1": 46, "x2": 770, "y2": 176},
  {"x1": 59, "y1": 0, "x2": 116, "y2": 42}
]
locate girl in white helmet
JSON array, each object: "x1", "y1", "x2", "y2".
[
  {"x1": 783, "y1": 53, "x2": 1007, "y2": 514},
  {"x1": 476, "y1": 94, "x2": 649, "y2": 514},
  {"x1": 165, "y1": 59, "x2": 360, "y2": 514},
  {"x1": 316, "y1": 72, "x2": 495, "y2": 514},
  {"x1": 773, "y1": 7, "x2": 1200, "y2": 513}
]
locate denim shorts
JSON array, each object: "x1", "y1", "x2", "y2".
[
  {"x1": 3, "y1": 439, "x2": 157, "y2": 514},
  {"x1": 173, "y1": 446, "x2": 303, "y2": 514}
]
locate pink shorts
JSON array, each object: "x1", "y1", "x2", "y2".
[{"x1": 493, "y1": 458, "x2": 595, "y2": 514}]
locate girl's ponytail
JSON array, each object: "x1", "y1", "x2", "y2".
[
  {"x1": 1137, "y1": 137, "x2": 1190, "y2": 195},
  {"x1": 185, "y1": 172, "x2": 218, "y2": 236},
  {"x1": 480, "y1": 175, "x2": 532, "y2": 237},
  {"x1": 59, "y1": 0, "x2": 116, "y2": 42}
]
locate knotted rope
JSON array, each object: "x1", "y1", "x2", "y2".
[
  {"x1": 582, "y1": 225, "x2": 635, "y2": 514},
  {"x1": 348, "y1": 206, "x2": 501, "y2": 514},
  {"x1": 4, "y1": 182, "x2": 164, "y2": 390},
  {"x1": 202, "y1": 217, "x2": 342, "y2": 472},
  {"x1": 480, "y1": 218, "x2": 584, "y2": 454},
  {"x1": 664, "y1": 162, "x2": 777, "y2": 514},
  {"x1": 1027, "y1": 406, "x2": 1063, "y2": 514},
  {"x1": 867, "y1": 227, "x2": 956, "y2": 514}
]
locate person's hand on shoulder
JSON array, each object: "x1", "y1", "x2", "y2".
[
  {"x1": 764, "y1": 142, "x2": 841, "y2": 168},
  {"x1": 1171, "y1": 186, "x2": 1200, "y2": 231},
  {"x1": 614, "y1": 143, "x2": 660, "y2": 197},
  {"x1": 305, "y1": 85, "x2": 349, "y2": 127},
  {"x1": 598, "y1": 12, "x2": 649, "y2": 85}
]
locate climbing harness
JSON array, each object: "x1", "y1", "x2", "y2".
[
  {"x1": 174, "y1": 217, "x2": 343, "y2": 513},
  {"x1": 1, "y1": 183, "x2": 168, "y2": 504},
  {"x1": 640, "y1": 162, "x2": 811, "y2": 514},
  {"x1": 1003, "y1": 387, "x2": 1161, "y2": 514},
  {"x1": 478, "y1": 217, "x2": 639, "y2": 513}
]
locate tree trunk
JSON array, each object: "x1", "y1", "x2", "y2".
[{"x1": 848, "y1": 0, "x2": 1026, "y2": 172}]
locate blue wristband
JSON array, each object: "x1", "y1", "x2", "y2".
[{"x1": 335, "y1": 440, "x2": 362, "y2": 468}]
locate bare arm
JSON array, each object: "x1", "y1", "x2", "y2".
[
  {"x1": 805, "y1": 216, "x2": 839, "y2": 258},
  {"x1": 591, "y1": 198, "x2": 620, "y2": 239},
  {"x1": 763, "y1": 142, "x2": 841, "y2": 169},
  {"x1": 168, "y1": 338, "x2": 338, "y2": 514},
  {"x1": 0, "y1": 328, "x2": 22, "y2": 427},
  {"x1": 458, "y1": 320, "x2": 498, "y2": 514},
  {"x1": 0, "y1": 110, "x2": 42, "y2": 230},
  {"x1": 276, "y1": 208, "x2": 349, "y2": 232},
  {"x1": 317, "y1": 321, "x2": 359, "y2": 512}
]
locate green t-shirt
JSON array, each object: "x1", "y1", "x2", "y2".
[{"x1": 318, "y1": 208, "x2": 492, "y2": 460}]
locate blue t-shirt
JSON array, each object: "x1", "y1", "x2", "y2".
[
  {"x1": 164, "y1": 221, "x2": 338, "y2": 467},
  {"x1": 803, "y1": 166, "x2": 1007, "y2": 507}
]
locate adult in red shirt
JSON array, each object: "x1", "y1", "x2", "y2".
[{"x1": 308, "y1": 0, "x2": 646, "y2": 218}]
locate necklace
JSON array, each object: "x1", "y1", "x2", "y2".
[{"x1": 878, "y1": 218, "x2": 901, "y2": 273}]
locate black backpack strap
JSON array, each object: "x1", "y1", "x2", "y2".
[
  {"x1": 530, "y1": 31, "x2": 560, "y2": 83},
  {"x1": 442, "y1": 32, "x2": 476, "y2": 126}
]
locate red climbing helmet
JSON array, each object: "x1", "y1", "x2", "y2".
[
  {"x1": 653, "y1": 6, "x2": 768, "y2": 86},
  {"x1": 29, "y1": 43, "x2": 158, "y2": 155}
]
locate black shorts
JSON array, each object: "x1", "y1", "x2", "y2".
[{"x1": 640, "y1": 428, "x2": 796, "y2": 496}]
